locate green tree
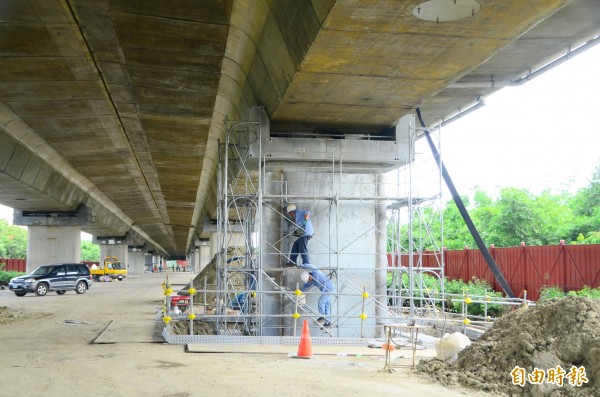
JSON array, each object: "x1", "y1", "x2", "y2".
[
  {"x1": 441, "y1": 195, "x2": 473, "y2": 249},
  {"x1": 387, "y1": 162, "x2": 600, "y2": 250},
  {"x1": 470, "y1": 188, "x2": 500, "y2": 246},
  {"x1": 570, "y1": 163, "x2": 600, "y2": 243},
  {"x1": 81, "y1": 240, "x2": 100, "y2": 262},
  {"x1": 493, "y1": 187, "x2": 543, "y2": 246},
  {"x1": 531, "y1": 190, "x2": 575, "y2": 245},
  {"x1": 0, "y1": 220, "x2": 27, "y2": 258}
]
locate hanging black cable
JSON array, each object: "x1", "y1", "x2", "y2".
[{"x1": 415, "y1": 108, "x2": 515, "y2": 298}]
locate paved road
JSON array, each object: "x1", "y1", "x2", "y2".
[{"x1": 0, "y1": 271, "x2": 492, "y2": 397}]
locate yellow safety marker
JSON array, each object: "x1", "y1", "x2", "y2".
[
  {"x1": 163, "y1": 316, "x2": 172, "y2": 324},
  {"x1": 188, "y1": 287, "x2": 196, "y2": 295},
  {"x1": 251, "y1": 290, "x2": 256, "y2": 298},
  {"x1": 292, "y1": 312, "x2": 300, "y2": 319},
  {"x1": 362, "y1": 292, "x2": 369, "y2": 299},
  {"x1": 464, "y1": 297, "x2": 472, "y2": 304},
  {"x1": 359, "y1": 313, "x2": 367, "y2": 320},
  {"x1": 294, "y1": 289, "x2": 302, "y2": 296},
  {"x1": 463, "y1": 318, "x2": 471, "y2": 325},
  {"x1": 188, "y1": 314, "x2": 196, "y2": 320}
]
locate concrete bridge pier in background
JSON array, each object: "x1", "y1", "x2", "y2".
[
  {"x1": 94, "y1": 236, "x2": 130, "y2": 274},
  {"x1": 187, "y1": 249, "x2": 198, "y2": 273},
  {"x1": 197, "y1": 239, "x2": 212, "y2": 273},
  {"x1": 188, "y1": 238, "x2": 211, "y2": 274},
  {"x1": 127, "y1": 248, "x2": 145, "y2": 275},
  {"x1": 14, "y1": 207, "x2": 86, "y2": 272}
]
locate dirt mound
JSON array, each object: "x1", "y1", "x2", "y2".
[
  {"x1": 0, "y1": 306, "x2": 43, "y2": 325},
  {"x1": 418, "y1": 297, "x2": 600, "y2": 396}
]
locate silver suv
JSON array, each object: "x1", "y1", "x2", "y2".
[{"x1": 9, "y1": 263, "x2": 93, "y2": 296}]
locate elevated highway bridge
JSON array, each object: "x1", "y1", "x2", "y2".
[{"x1": 1, "y1": 0, "x2": 599, "y2": 270}]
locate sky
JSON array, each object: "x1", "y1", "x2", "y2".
[
  {"x1": 1, "y1": 42, "x2": 599, "y2": 224},
  {"x1": 432, "y1": 42, "x2": 600, "y2": 198}
]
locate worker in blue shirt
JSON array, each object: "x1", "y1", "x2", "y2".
[
  {"x1": 285, "y1": 204, "x2": 314, "y2": 267},
  {"x1": 300, "y1": 263, "x2": 334, "y2": 327}
]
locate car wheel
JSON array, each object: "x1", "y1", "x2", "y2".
[
  {"x1": 35, "y1": 283, "x2": 48, "y2": 296},
  {"x1": 56, "y1": 290, "x2": 66, "y2": 295},
  {"x1": 75, "y1": 281, "x2": 87, "y2": 294},
  {"x1": 14, "y1": 291, "x2": 26, "y2": 297}
]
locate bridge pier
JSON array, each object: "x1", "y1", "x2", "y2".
[
  {"x1": 190, "y1": 238, "x2": 211, "y2": 273},
  {"x1": 25, "y1": 225, "x2": 81, "y2": 272},
  {"x1": 127, "y1": 248, "x2": 145, "y2": 275},
  {"x1": 14, "y1": 207, "x2": 87, "y2": 272}
]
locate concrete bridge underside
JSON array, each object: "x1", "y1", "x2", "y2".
[{"x1": 0, "y1": 0, "x2": 599, "y2": 259}]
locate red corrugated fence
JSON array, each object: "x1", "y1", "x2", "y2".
[
  {"x1": 389, "y1": 244, "x2": 600, "y2": 301},
  {"x1": 0, "y1": 258, "x2": 26, "y2": 272}
]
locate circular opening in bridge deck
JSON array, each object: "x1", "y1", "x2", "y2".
[{"x1": 413, "y1": 0, "x2": 481, "y2": 22}]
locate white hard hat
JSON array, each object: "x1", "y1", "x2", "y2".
[
  {"x1": 300, "y1": 271, "x2": 309, "y2": 283},
  {"x1": 287, "y1": 204, "x2": 297, "y2": 213}
]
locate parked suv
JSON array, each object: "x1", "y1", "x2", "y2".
[{"x1": 9, "y1": 263, "x2": 93, "y2": 297}]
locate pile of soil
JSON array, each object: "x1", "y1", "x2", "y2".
[
  {"x1": 0, "y1": 306, "x2": 44, "y2": 325},
  {"x1": 417, "y1": 297, "x2": 600, "y2": 396}
]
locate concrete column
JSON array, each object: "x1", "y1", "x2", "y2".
[
  {"x1": 271, "y1": 169, "x2": 378, "y2": 337},
  {"x1": 375, "y1": 173, "x2": 388, "y2": 338},
  {"x1": 260, "y1": 172, "x2": 285, "y2": 336},
  {"x1": 198, "y1": 242, "x2": 211, "y2": 272},
  {"x1": 186, "y1": 250, "x2": 196, "y2": 274},
  {"x1": 128, "y1": 249, "x2": 145, "y2": 275},
  {"x1": 144, "y1": 253, "x2": 157, "y2": 272},
  {"x1": 209, "y1": 232, "x2": 218, "y2": 260},
  {"x1": 26, "y1": 225, "x2": 81, "y2": 272},
  {"x1": 100, "y1": 245, "x2": 128, "y2": 267}
]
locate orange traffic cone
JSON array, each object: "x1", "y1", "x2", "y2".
[{"x1": 295, "y1": 320, "x2": 313, "y2": 359}]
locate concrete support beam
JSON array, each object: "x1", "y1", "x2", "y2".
[
  {"x1": 93, "y1": 235, "x2": 132, "y2": 246},
  {"x1": 14, "y1": 206, "x2": 89, "y2": 226}
]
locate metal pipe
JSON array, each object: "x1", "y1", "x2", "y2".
[
  {"x1": 448, "y1": 35, "x2": 600, "y2": 89},
  {"x1": 416, "y1": 108, "x2": 515, "y2": 298}
]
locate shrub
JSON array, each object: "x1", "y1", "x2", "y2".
[
  {"x1": 539, "y1": 285, "x2": 600, "y2": 299},
  {"x1": 566, "y1": 285, "x2": 600, "y2": 298},
  {"x1": 387, "y1": 272, "x2": 506, "y2": 317},
  {"x1": 539, "y1": 285, "x2": 566, "y2": 299},
  {"x1": 444, "y1": 277, "x2": 506, "y2": 317},
  {"x1": 0, "y1": 270, "x2": 25, "y2": 286}
]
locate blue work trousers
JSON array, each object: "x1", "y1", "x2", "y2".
[
  {"x1": 290, "y1": 235, "x2": 311, "y2": 265},
  {"x1": 318, "y1": 292, "x2": 332, "y2": 318}
]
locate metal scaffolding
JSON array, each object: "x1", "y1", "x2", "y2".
[
  {"x1": 161, "y1": 111, "x2": 533, "y2": 345},
  {"x1": 185, "y1": 108, "x2": 451, "y2": 339}
]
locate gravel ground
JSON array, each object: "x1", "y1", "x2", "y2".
[{"x1": 0, "y1": 272, "x2": 494, "y2": 397}]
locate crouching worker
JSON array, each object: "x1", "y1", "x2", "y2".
[{"x1": 300, "y1": 263, "x2": 334, "y2": 327}]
